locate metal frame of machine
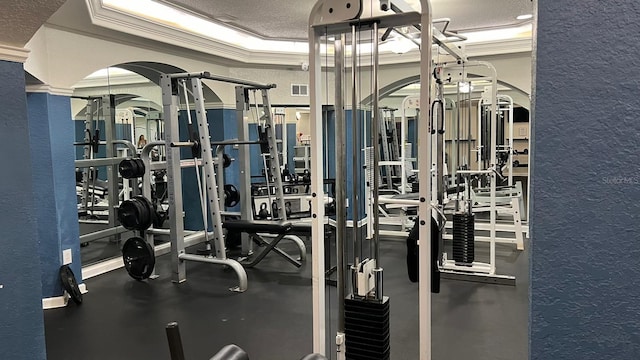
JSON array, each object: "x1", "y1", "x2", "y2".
[
  {"x1": 160, "y1": 71, "x2": 309, "y2": 292},
  {"x1": 308, "y1": 0, "x2": 434, "y2": 358}
]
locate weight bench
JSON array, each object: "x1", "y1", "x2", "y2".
[
  {"x1": 223, "y1": 220, "x2": 306, "y2": 268},
  {"x1": 166, "y1": 322, "x2": 326, "y2": 360}
]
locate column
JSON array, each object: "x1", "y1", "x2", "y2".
[{"x1": 0, "y1": 52, "x2": 46, "y2": 359}]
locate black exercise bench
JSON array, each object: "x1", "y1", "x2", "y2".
[
  {"x1": 166, "y1": 322, "x2": 327, "y2": 360},
  {"x1": 223, "y1": 220, "x2": 306, "y2": 268}
]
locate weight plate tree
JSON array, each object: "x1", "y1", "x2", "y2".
[{"x1": 122, "y1": 237, "x2": 156, "y2": 280}]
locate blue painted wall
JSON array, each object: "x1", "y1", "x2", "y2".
[
  {"x1": 0, "y1": 61, "x2": 46, "y2": 360},
  {"x1": 531, "y1": 2, "x2": 640, "y2": 359},
  {"x1": 28, "y1": 93, "x2": 82, "y2": 298}
]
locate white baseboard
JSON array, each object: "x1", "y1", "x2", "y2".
[
  {"x1": 42, "y1": 295, "x2": 67, "y2": 309},
  {"x1": 82, "y1": 257, "x2": 124, "y2": 280},
  {"x1": 42, "y1": 283, "x2": 88, "y2": 310}
]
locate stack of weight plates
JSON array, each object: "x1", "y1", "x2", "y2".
[
  {"x1": 344, "y1": 297, "x2": 390, "y2": 360},
  {"x1": 452, "y1": 213, "x2": 475, "y2": 264}
]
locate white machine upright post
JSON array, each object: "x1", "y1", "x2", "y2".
[
  {"x1": 235, "y1": 86, "x2": 253, "y2": 255},
  {"x1": 161, "y1": 75, "x2": 187, "y2": 282},
  {"x1": 102, "y1": 95, "x2": 119, "y2": 236},
  {"x1": 418, "y1": 2, "x2": 433, "y2": 359},
  {"x1": 308, "y1": 2, "x2": 326, "y2": 353},
  {"x1": 190, "y1": 78, "x2": 227, "y2": 258},
  {"x1": 161, "y1": 72, "x2": 248, "y2": 292},
  {"x1": 81, "y1": 99, "x2": 94, "y2": 211},
  {"x1": 260, "y1": 89, "x2": 288, "y2": 221}
]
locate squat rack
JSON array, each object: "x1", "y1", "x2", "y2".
[{"x1": 160, "y1": 72, "x2": 281, "y2": 292}]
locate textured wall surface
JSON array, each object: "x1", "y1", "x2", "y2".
[
  {"x1": 531, "y1": 1, "x2": 640, "y2": 359},
  {"x1": 0, "y1": 61, "x2": 46, "y2": 359},
  {"x1": 28, "y1": 93, "x2": 83, "y2": 298}
]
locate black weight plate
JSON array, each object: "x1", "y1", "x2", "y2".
[
  {"x1": 224, "y1": 184, "x2": 240, "y2": 207},
  {"x1": 135, "y1": 158, "x2": 146, "y2": 176},
  {"x1": 119, "y1": 158, "x2": 145, "y2": 179},
  {"x1": 118, "y1": 197, "x2": 154, "y2": 231},
  {"x1": 122, "y1": 237, "x2": 155, "y2": 281},
  {"x1": 59, "y1": 265, "x2": 83, "y2": 305},
  {"x1": 117, "y1": 200, "x2": 139, "y2": 230},
  {"x1": 222, "y1": 153, "x2": 232, "y2": 168},
  {"x1": 118, "y1": 159, "x2": 134, "y2": 178},
  {"x1": 134, "y1": 196, "x2": 154, "y2": 230}
]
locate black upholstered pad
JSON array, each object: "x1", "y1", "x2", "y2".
[{"x1": 223, "y1": 220, "x2": 292, "y2": 234}]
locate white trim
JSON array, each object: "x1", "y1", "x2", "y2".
[
  {"x1": 26, "y1": 84, "x2": 75, "y2": 96},
  {"x1": 82, "y1": 257, "x2": 124, "y2": 280},
  {"x1": 42, "y1": 283, "x2": 87, "y2": 310},
  {"x1": 0, "y1": 44, "x2": 30, "y2": 63},
  {"x1": 42, "y1": 295, "x2": 67, "y2": 309}
]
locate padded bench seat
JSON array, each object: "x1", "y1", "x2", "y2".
[{"x1": 223, "y1": 220, "x2": 292, "y2": 234}]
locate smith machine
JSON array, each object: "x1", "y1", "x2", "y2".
[
  {"x1": 115, "y1": 72, "x2": 307, "y2": 291},
  {"x1": 156, "y1": 72, "x2": 304, "y2": 291}
]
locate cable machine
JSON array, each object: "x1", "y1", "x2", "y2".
[{"x1": 308, "y1": 1, "x2": 434, "y2": 359}]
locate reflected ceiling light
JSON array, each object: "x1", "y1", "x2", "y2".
[
  {"x1": 458, "y1": 82, "x2": 473, "y2": 94},
  {"x1": 391, "y1": 37, "x2": 417, "y2": 54},
  {"x1": 102, "y1": 0, "x2": 532, "y2": 55},
  {"x1": 86, "y1": 67, "x2": 136, "y2": 78},
  {"x1": 102, "y1": 0, "x2": 307, "y2": 53},
  {"x1": 379, "y1": 36, "x2": 416, "y2": 54},
  {"x1": 459, "y1": 24, "x2": 532, "y2": 43},
  {"x1": 516, "y1": 14, "x2": 533, "y2": 20}
]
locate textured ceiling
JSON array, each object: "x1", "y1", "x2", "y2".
[
  {"x1": 161, "y1": 0, "x2": 533, "y2": 40},
  {"x1": 0, "y1": 0, "x2": 67, "y2": 47}
]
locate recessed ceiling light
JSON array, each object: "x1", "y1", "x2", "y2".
[{"x1": 517, "y1": 14, "x2": 533, "y2": 20}]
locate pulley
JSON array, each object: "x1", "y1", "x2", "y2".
[{"x1": 122, "y1": 237, "x2": 155, "y2": 281}]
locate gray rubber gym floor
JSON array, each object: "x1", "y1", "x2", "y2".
[{"x1": 45, "y1": 236, "x2": 528, "y2": 360}]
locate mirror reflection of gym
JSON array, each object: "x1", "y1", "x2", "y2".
[{"x1": 71, "y1": 67, "x2": 166, "y2": 266}]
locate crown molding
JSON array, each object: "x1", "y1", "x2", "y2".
[
  {"x1": 26, "y1": 84, "x2": 75, "y2": 96},
  {"x1": 86, "y1": 0, "x2": 531, "y2": 67},
  {"x1": 0, "y1": 44, "x2": 30, "y2": 63},
  {"x1": 73, "y1": 73, "x2": 152, "y2": 88}
]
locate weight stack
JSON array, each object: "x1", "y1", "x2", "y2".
[
  {"x1": 452, "y1": 213, "x2": 475, "y2": 264},
  {"x1": 344, "y1": 297, "x2": 390, "y2": 360}
]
